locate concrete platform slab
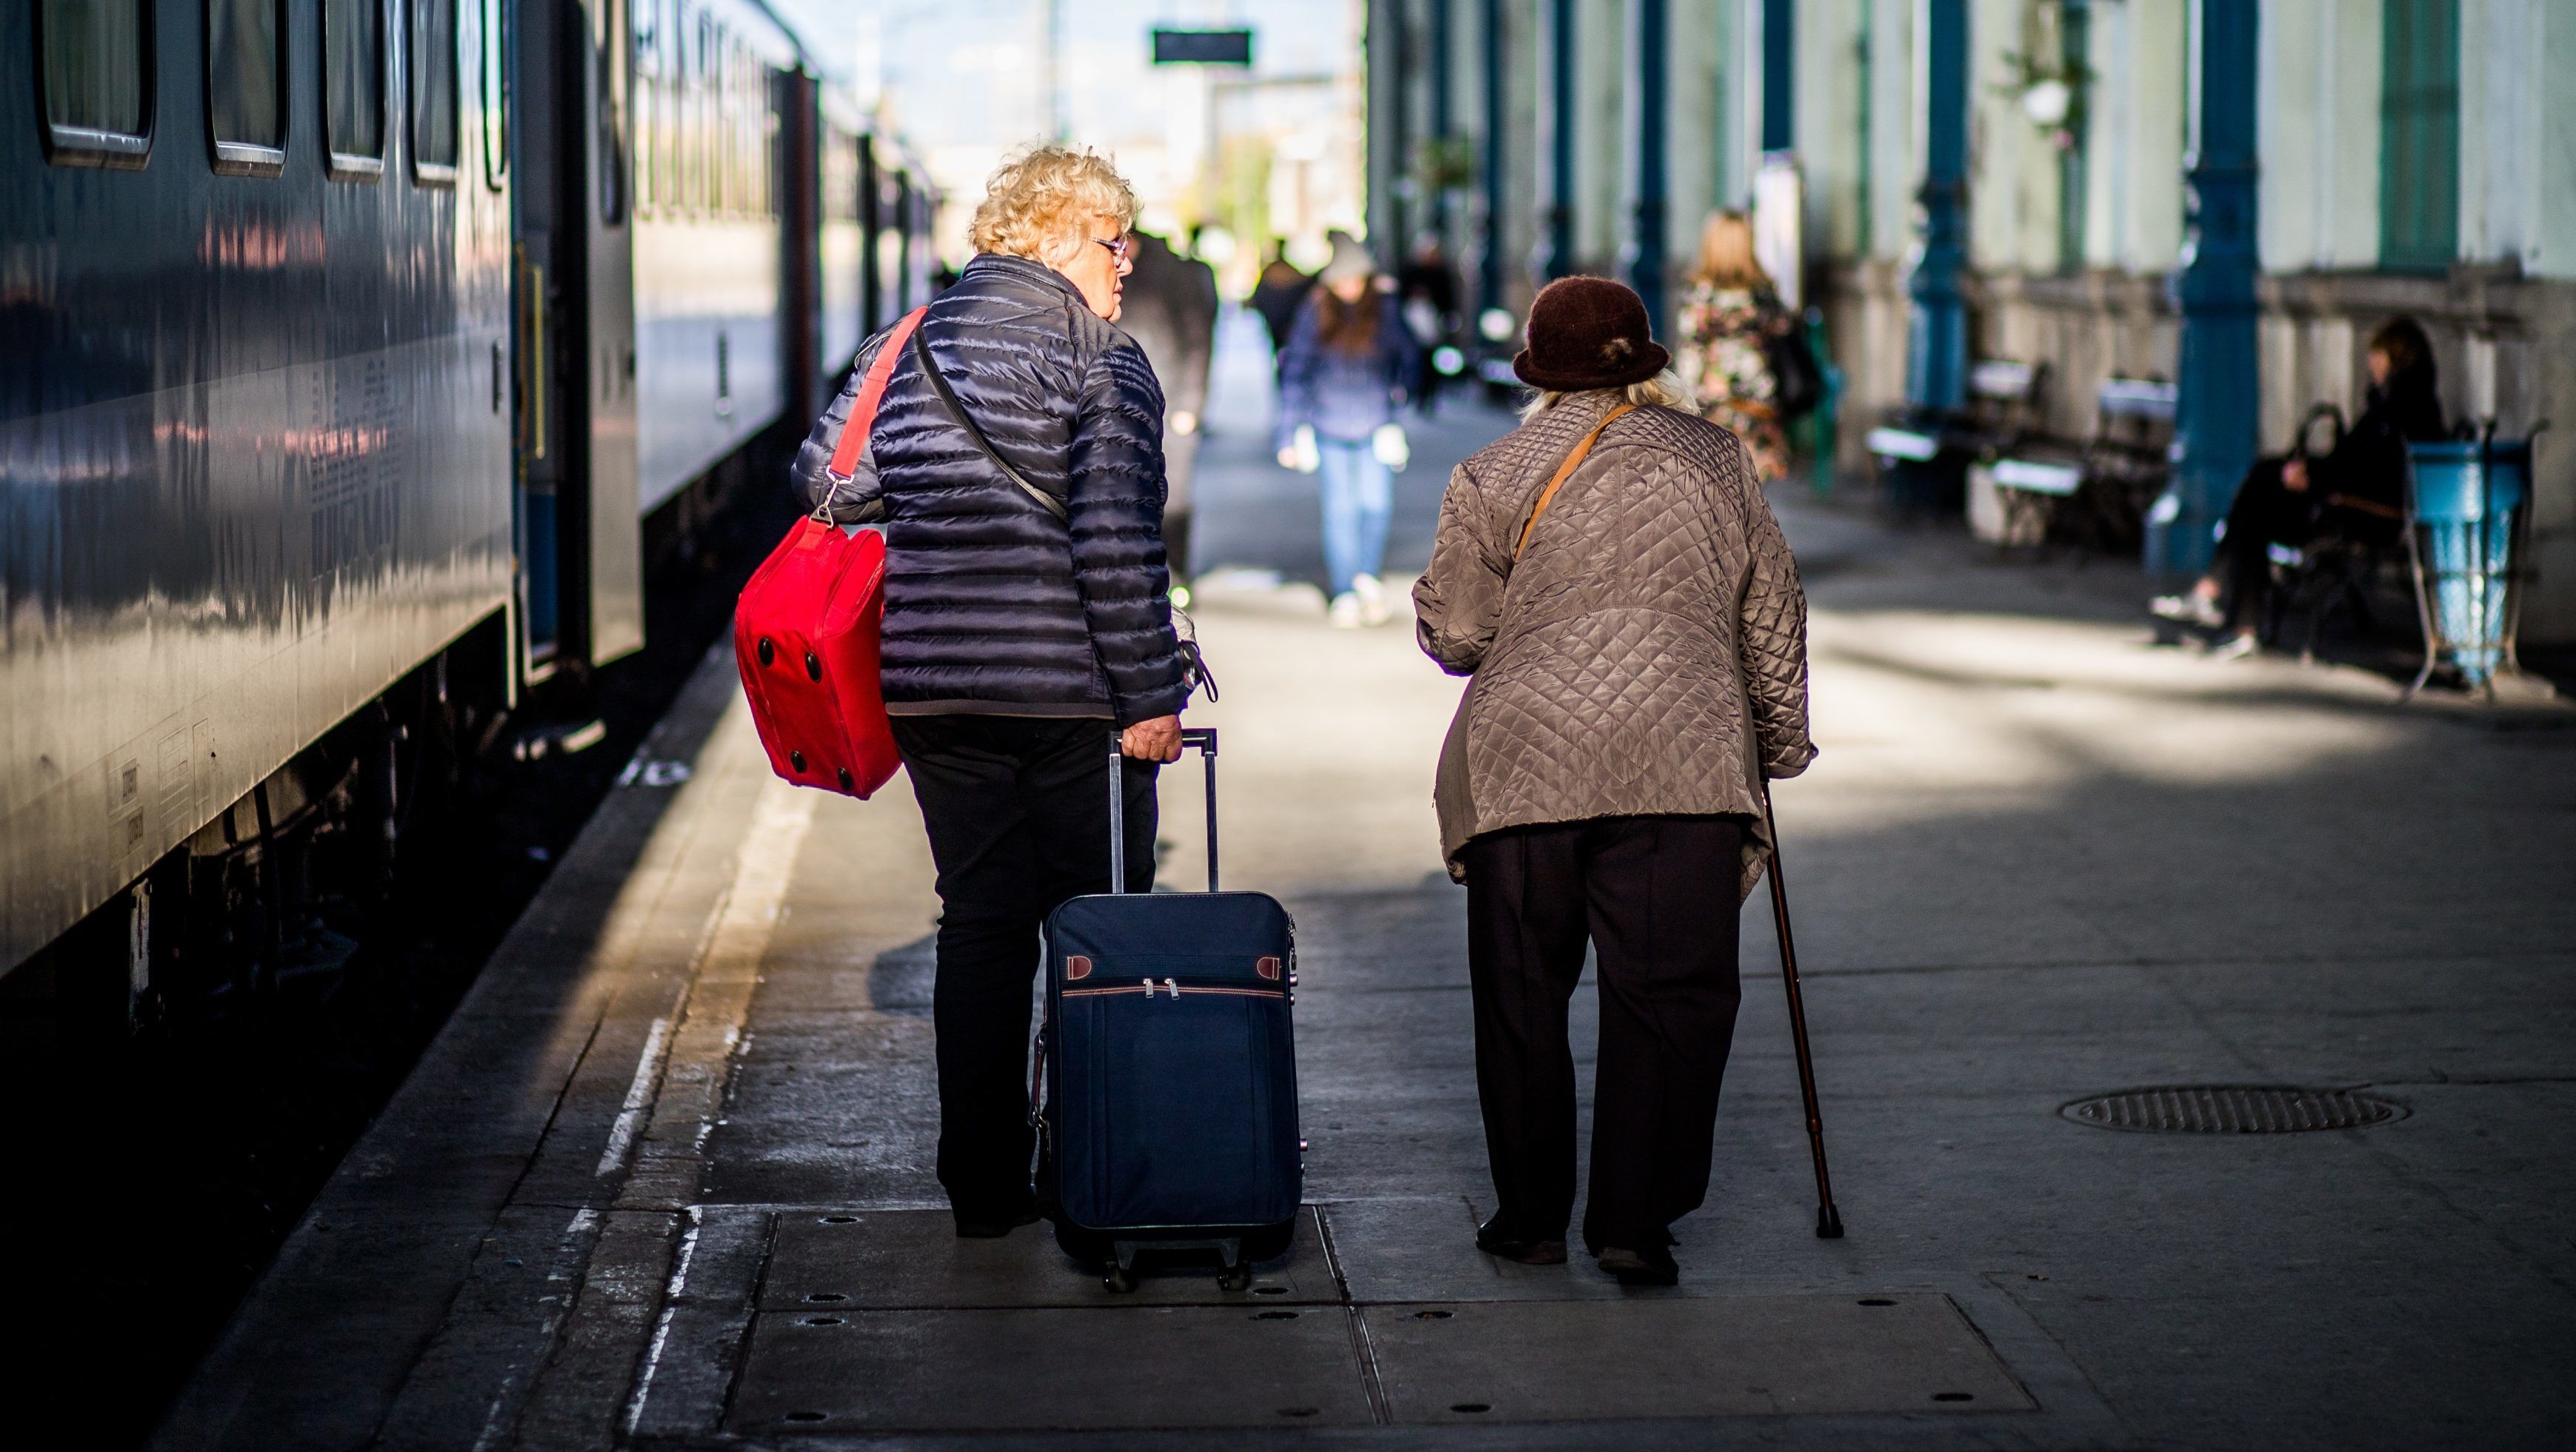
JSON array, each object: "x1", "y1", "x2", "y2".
[
  {"x1": 1360, "y1": 1294, "x2": 2034, "y2": 1424},
  {"x1": 724, "y1": 1305, "x2": 1376, "y2": 1433},
  {"x1": 759, "y1": 1205, "x2": 1335, "y2": 1308}
]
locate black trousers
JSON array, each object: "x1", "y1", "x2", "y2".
[
  {"x1": 1461, "y1": 814, "x2": 1746, "y2": 1254},
  {"x1": 891, "y1": 716, "x2": 1157, "y2": 1216},
  {"x1": 2218, "y1": 463, "x2": 2314, "y2": 632}
]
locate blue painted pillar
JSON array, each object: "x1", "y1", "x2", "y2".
[
  {"x1": 1383, "y1": 0, "x2": 1411, "y2": 259},
  {"x1": 1480, "y1": 0, "x2": 1507, "y2": 315},
  {"x1": 2154, "y1": 1, "x2": 2261, "y2": 574},
  {"x1": 1430, "y1": 0, "x2": 1454, "y2": 238},
  {"x1": 1761, "y1": 0, "x2": 1796, "y2": 153},
  {"x1": 1629, "y1": 0, "x2": 1669, "y2": 327},
  {"x1": 1905, "y1": 0, "x2": 1969, "y2": 414},
  {"x1": 1541, "y1": 0, "x2": 1576, "y2": 280}
]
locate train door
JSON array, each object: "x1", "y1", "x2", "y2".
[
  {"x1": 580, "y1": 0, "x2": 642, "y2": 663},
  {"x1": 509, "y1": 0, "x2": 642, "y2": 685},
  {"x1": 509, "y1": 0, "x2": 563, "y2": 678}
]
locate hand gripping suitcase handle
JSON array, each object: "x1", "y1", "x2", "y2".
[{"x1": 1107, "y1": 728, "x2": 1218, "y2": 893}]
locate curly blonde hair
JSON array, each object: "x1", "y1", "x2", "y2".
[{"x1": 968, "y1": 144, "x2": 1139, "y2": 262}]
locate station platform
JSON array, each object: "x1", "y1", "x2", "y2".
[{"x1": 154, "y1": 398, "x2": 2576, "y2": 1448}]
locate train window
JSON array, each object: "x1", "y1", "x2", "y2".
[
  {"x1": 631, "y1": 1, "x2": 656, "y2": 214},
  {"x1": 322, "y1": 0, "x2": 384, "y2": 177},
  {"x1": 693, "y1": 13, "x2": 714, "y2": 213},
  {"x1": 594, "y1": 0, "x2": 627, "y2": 222},
  {"x1": 208, "y1": 0, "x2": 285, "y2": 175},
  {"x1": 410, "y1": 0, "x2": 457, "y2": 181},
  {"x1": 36, "y1": 0, "x2": 153, "y2": 167},
  {"x1": 478, "y1": 0, "x2": 505, "y2": 190}
]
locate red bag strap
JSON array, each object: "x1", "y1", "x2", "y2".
[{"x1": 827, "y1": 306, "x2": 930, "y2": 482}]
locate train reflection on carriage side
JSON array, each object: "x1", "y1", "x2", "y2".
[{"x1": 1, "y1": 0, "x2": 935, "y2": 1006}]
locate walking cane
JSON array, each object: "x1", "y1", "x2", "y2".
[{"x1": 1762, "y1": 783, "x2": 1845, "y2": 1239}]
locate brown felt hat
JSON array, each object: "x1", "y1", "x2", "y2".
[{"x1": 1513, "y1": 275, "x2": 1671, "y2": 391}]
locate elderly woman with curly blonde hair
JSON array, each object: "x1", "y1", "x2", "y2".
[{"x1": 792, "y1": 145, "x2": 1198, "y2": 1239}]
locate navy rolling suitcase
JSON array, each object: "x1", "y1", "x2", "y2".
[{"x1": 1039, "y1": 728, "x2": 1301, "y2": 1291}]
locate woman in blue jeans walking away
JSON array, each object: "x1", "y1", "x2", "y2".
[{"x1": 1277, "y1": 232, "x2": 1422, "y2": 627}]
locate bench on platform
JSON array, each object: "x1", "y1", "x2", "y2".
[
  {"x1": 1872, "y1": 359, "x2": 2049, "y2": 521},
  {"x1": 1974, "y1": 376, "x2": 2175, "y2": 558}
]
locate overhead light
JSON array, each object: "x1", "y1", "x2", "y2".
[{"x1": 1477, "y1": 307, "x2": 1516, "y2": 343}]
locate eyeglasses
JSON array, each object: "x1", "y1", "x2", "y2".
[{"x1": 1093, "y1": 233, "x2": 1135, "y2": 262}]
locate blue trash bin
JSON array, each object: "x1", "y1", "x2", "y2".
[{"x1": 2405, "y1": 435, "x2": 2535, "y2": 692}]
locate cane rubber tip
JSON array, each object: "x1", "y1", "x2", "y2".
[{"x1": 1817, "y1": 1205, "x2": 1845, "y2": 1239}]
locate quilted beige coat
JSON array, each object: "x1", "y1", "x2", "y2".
[{"x1": 1412, "y1": 392, "x2": 1815, "y2": 897}]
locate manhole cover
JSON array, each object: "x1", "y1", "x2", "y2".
[{"x1": 2061, "y1": 1085, "x2": 2406, "y2": 1134}]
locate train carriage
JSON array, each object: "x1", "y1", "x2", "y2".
[{"x1": 2, "y1": 0, "x2": 934, "y2": 992}]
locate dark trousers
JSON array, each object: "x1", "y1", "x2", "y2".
[
  {"x1": 2218, "y1": 464, "x2": 2307, "y2": 632},
  {"x1": 890, "y1": 716, "x2": 1157, "y2": 1216},
  {"x1": 1461, "y1": 814, "x2": 1745, "y2": 1254}
]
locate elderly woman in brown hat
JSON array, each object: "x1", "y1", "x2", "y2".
[{"x1": 1412, "y1": 276, "x2": 1815, "y2": 1286}]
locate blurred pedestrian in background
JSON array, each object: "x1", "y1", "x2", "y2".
[
  {"x1": 2152, "y1": 317, "x2": 2446, "y2": 657},
  {"x1": 1116, "y1": 231, "x2": 1219, "y2": 590},
  {"x1": 794, "y1": 145, "x2": 1195, "y2": 1239},
  {"x1": 1249, "y1": 239, "x2": 1316, "y2": 363},
  {"x1": 1413, "y1": 276, "x2": 1814, "y2": 1286},
  {"x1": 1398, "y1": 235, "x2": 1464, "y2": 411},
  {"x1": 1675, "y1": 211, "x2": 1795, "y2": 481},
  {"x1": 1276, "y1": 231, "x2": 1422, "y2": 628}
]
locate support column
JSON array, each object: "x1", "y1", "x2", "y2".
[
  {"x1": 1541, "y1": 0, "x2": 1575, "y2": 280},
  {"x1": 1479, "y1": 0, "x2": 1507, "y2": 315},
  {"x1": 1384, "y1": 0, "x2": 1412, "y2": 261},
  {"x1": 1430, "y1": 0, "x2": 1454, "y2": 240},
  {"x1": 1761, "y1": 0, "x2": 1796, "y2": 152},
  {"x1": 892, "y1": 171, "x2": 913, "y2": 314},
  {"x1": 1629, "y1": 0, "x2": 1669, "y2": 327},
  {"x1": 858, "y1": 134, "x2": 881, "y2": 332},
  {"x1": 1905, "y1": 0, "x2": 1969, "y2": 414},
  {"x1": 2154, "y1": 1, "x2": 2260, "y2": 574}
]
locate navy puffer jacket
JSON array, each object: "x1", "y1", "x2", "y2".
[{"x1": 793, "y1": 254, "x2": 1191, "y2": 726}]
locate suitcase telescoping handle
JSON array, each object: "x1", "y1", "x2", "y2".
[{"x1": 1107, "y1": 727, "x2": 1218, "y2": 893}]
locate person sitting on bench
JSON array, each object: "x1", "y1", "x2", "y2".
[{"x1": 2153, "y1": 318, "x2": 2446, "y2": 658}]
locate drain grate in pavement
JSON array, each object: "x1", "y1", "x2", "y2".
[{"x1": 2061, "y1": 1085, "x2": 2406, "y2": 1134}]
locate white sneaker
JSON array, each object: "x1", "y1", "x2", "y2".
[
  {"x1": 1352, "y1": 573, "x2": 1389, "y2": 626},
  {"x1": 2151, "y1": 592, "x2": 2223, "y2": 629},
  {"x1": 2209, "y1": 633, "x2": 2260, "y2": 661},
  {"x1": 1329, "y1": 592, "x2": 1365, "y2": 629}
]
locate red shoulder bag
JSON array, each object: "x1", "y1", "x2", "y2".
[{"x1": 732, "y1": 307, "x2": 927, "y2": 797}]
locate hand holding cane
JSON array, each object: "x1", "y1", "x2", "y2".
[{"x1": 1762, "y1": 783, "x2": 1844, "y2": 1239}]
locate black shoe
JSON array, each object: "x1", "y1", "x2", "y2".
[
  {"x1": 1475, "y1": 1214, "x2": 1567, "y2": 1265},
  {"x1": 953, "y1": 1200, "x2": 1042, "y2": 1239},
  {"x1": 1597, "y1": 1244, "x2": 1679, "y2": 1287},
  {"x1": 1583, "y1": 1225, "x2": 1675, "y2": 1259}
]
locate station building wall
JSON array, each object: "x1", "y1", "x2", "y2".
[{"x1": 1372, "y1": 1, "x2": 2573, "y2": 642}]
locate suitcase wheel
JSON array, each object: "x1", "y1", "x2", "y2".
[
  {"x1": 1216, "y1": 1263, "x2": 1252, "y2": 1293},
  {"x1": 789, "y1": 750, "x2": 806, "y2": 774},
  {"x1": 804, "y1": 651, "x2": 822, "y2": 681},
  {"x1": 1103, "y1": 1264, "x2": 1137, "y2": 1294},
  {"x1": 756, "y1": 637, "x2": 774, "y2": 666}
]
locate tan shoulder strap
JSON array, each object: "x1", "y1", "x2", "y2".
[{"x1": 1514, "y1": 402, "x2": 1638, "y2": 559}]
